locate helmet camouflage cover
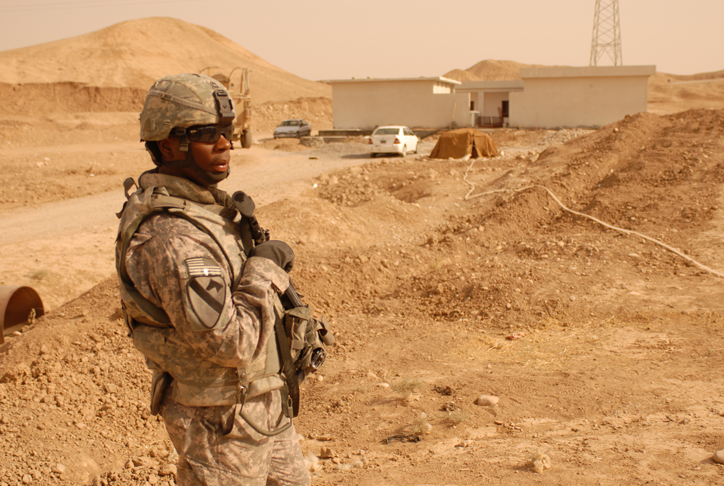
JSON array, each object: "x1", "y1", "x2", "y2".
[{"x1": 140, "y1": 73, "x2": 236, "y2": 141}]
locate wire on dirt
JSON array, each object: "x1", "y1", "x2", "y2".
[{"x1": 463, "y1": 159, "x2": 724, "y2": 279}]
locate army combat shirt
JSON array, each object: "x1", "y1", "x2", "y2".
[{"x1": 123, "y1": 172, "x2": 289, "y2": 381}]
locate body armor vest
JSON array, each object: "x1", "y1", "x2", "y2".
[{"x1": 116, "y1": 181, "x2": 283, "y2": 407}]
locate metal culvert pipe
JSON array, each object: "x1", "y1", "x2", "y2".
[{"x1": 0, "y1": 286, "x2": 45, "y2": 344}]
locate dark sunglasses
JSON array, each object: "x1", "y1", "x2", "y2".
[{"x1": 186, "y1": 124, "x2": 235, "y2": 144}]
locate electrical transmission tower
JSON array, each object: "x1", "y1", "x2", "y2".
[{"x1": 590, "y1": 0, "x2": 622, "y2": 66}]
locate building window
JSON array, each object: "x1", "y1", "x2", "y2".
[
  {"x1": 502, "y1": 100, "x2": 509, "y2": 118},
  {"x1": 470, "y1": 101, "x2": 475, "y2": 111}
]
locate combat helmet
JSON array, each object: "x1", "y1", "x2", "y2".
[
  {"x1": 139, "y1": 73, "x2": 236, "y2": 184},
  {"x1": 140, "y1": 73, "x2": 235, "y2": 144}
]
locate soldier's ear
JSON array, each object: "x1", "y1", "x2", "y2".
[{"x1": 157, "y1": 138, "x2": 180, "y2": 162}]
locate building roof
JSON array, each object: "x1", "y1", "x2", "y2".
[
  {"x1": 324, "y1": 76, "x2": 461, "y2": 86},
  {"x1": 520, "y1": 65, "x2": 656, "y2": 79},
  {"x1": 457, "y1": 80, "x2": 525, "y2": 92}
]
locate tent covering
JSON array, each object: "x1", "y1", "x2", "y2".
[{"x1": 429, "y1": 128, "x2": 499, "y2": 159}]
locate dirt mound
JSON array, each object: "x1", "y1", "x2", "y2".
[
  {"x1": 311, "y1": 109, "x2": 724, "y2": 327},
  {"x1": 0, "y1": 17, "x2": 334, "y2": 146},
  {"x1": 0, "y1": 17, "x2": 331, "y2": 113},
  {"x1": 254, "y1": 97, "x2": 333, "y2": 134},
  {"x1": 0, "y1": 280, "x2": 173, "y2": 485}
]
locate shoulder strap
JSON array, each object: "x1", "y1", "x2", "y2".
[{"x1": 117, "y1": 186, "x2": 190, "y2": 326}]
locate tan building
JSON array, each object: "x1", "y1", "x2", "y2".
[
  {"x1": 325, "y1": 77, "x2": 469, "y2": 130},
  {"x1": 327, "y1": 66, "x2": 656, "y2": 132},
  {"x1": 509, "y1": 65, "x2": 656, "y2": 128}
]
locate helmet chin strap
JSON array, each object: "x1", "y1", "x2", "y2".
[{"x1": 162, "y1": 146, "x2": 230, "y2": 186}]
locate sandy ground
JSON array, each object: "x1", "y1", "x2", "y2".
[{"x1": 1, "y1": 109, "x2": 723, "y2": 486}]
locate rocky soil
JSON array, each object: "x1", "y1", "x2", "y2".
[{"x1": 1, "y1": 109, "x2": 724, "y2": 485}]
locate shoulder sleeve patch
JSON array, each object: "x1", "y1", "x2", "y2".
[
  {"x1": 184, "y1": 258, "x2": 227, "y2": 330},
  {"x1": 186, "y1": 257, "x2": 222, "y2": 277}
]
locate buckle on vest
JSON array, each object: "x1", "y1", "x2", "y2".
[
  {"x1": 236, "y1": 383, "x2": 248, "y2": 407},
  {"x1": 120, "y1": 302, "x2": 135, "y2": 337}
]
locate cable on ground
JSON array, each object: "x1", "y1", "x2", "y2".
[{"x1": 462, "y1": 158, "x2": 724, "y2": 278}]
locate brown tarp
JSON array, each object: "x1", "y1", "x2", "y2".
[{"x1": 429, "y1": 128, "x2": 499, "y2": 159}]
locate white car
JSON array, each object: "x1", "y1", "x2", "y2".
[{"x1": 369, "y1": 126, "x2": 419, "y2": 157}]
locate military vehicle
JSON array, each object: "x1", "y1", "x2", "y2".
[{"x1": 200, "y1": 66, "x2": 253, "y2": 148}]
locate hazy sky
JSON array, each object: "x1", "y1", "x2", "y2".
[{"x1": 0, "y1": 0, "x2": 722, "y2": 80}]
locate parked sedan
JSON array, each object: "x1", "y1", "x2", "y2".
[
  {"x1": 369, "y1": 126, "x2": 419, "y2": 157},
  {"x1": 273, "y1": 119, "x2": 312, "y2": 139}
]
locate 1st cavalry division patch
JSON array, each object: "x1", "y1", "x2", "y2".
[{"x1": 185, "y1": 257, "x2": 226, "y2": 329}]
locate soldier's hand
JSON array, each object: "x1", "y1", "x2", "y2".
[{"x1": 250, "y1": 240, "x2": 294, "y2": 272}]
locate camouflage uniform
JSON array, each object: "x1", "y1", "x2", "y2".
[{"x1": 116, "y1": 74, "x2": 310, "y2": 486}]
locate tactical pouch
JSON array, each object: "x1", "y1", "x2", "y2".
[{"x1": 284, "y1": 307, "x2": 333, "y2": 376}]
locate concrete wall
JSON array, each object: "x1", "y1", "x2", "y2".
[
  {"x1": 509, "y1": 65, "x2": 655, "y2": 128},
  {"x1": 482, "y1": 92, "x2": 508, "y2": 118},
  {"x1": 330, "y1": 79, "x2": 470, "y2": 129},
  {"x1": 469, "y1": 92, "x2": 480, "y2": 112}
]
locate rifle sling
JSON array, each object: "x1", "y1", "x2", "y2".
[{"x1": 274, "y1": 307, "x2": 300, "y2": 418}]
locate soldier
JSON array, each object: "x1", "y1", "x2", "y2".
[{"x1": 115, "y1": 73, "x2": 310, "y2": 486}]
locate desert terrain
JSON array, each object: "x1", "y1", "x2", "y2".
[{"x1": 1, "y1": 17, "x2": 724, "y2": 486}]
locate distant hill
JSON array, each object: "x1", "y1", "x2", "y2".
[
  {"x1": 444, "y1": 60, "x2": 546, "y2": 81},
  {"x1": 648, "y1": 69, "x2": 724, "y2": 114},
  {"x1": 0, "y1": 17, "x2": 331, "y2": 113}
]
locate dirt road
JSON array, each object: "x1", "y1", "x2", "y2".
[{"x1": 0, "y1": 137, "x2": 427, "y2": 310}]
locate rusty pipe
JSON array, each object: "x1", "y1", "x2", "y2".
[{"x1": 0, "y1": 286, "x2": 44, "y2": 344}]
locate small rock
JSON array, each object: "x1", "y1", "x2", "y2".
[
  {"x1": 531, "y1": 452, "x2": 552, "y2": 473},
  {"x1": 304, "y1": 453, "x2": 321, "y2": 472},
  {"x1": 418, "y1": 422, "x2": 433, "y2": 435},
  {"x1": 366, "y1": 371, "x2": 378, "y2": 380},
  {"x1": 52, "y1": 464, "x2": 66, "y2": 474},
  {"x1": 713, "y1": 449, "x2": 724, "y2": 464},
  {"x1": 475, "y1": 395, "x2": 499, "y2": 407},
  {"x1": 377, "y1": 383, "x2": 389, "y2": 388},
  {"x1": 319, "y1": 447, "x2": 335, "y2": 459},
  {"x1": 158, "y1": 464, "x2": 177, "y2": 476},
  {"x1": 507, "y1": 332, "x2": 526, "y2": 341}
]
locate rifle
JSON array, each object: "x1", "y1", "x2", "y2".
[{"x1": 232, "y1": 191, "x2": 334, "y2": 417}]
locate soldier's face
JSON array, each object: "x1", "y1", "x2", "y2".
[
  {"x1": 189, "y1": 134, "x2": 231, "y2": 175},
  {"x1": 158, "y1": 130, "x2": 232, "y2": 186}
]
